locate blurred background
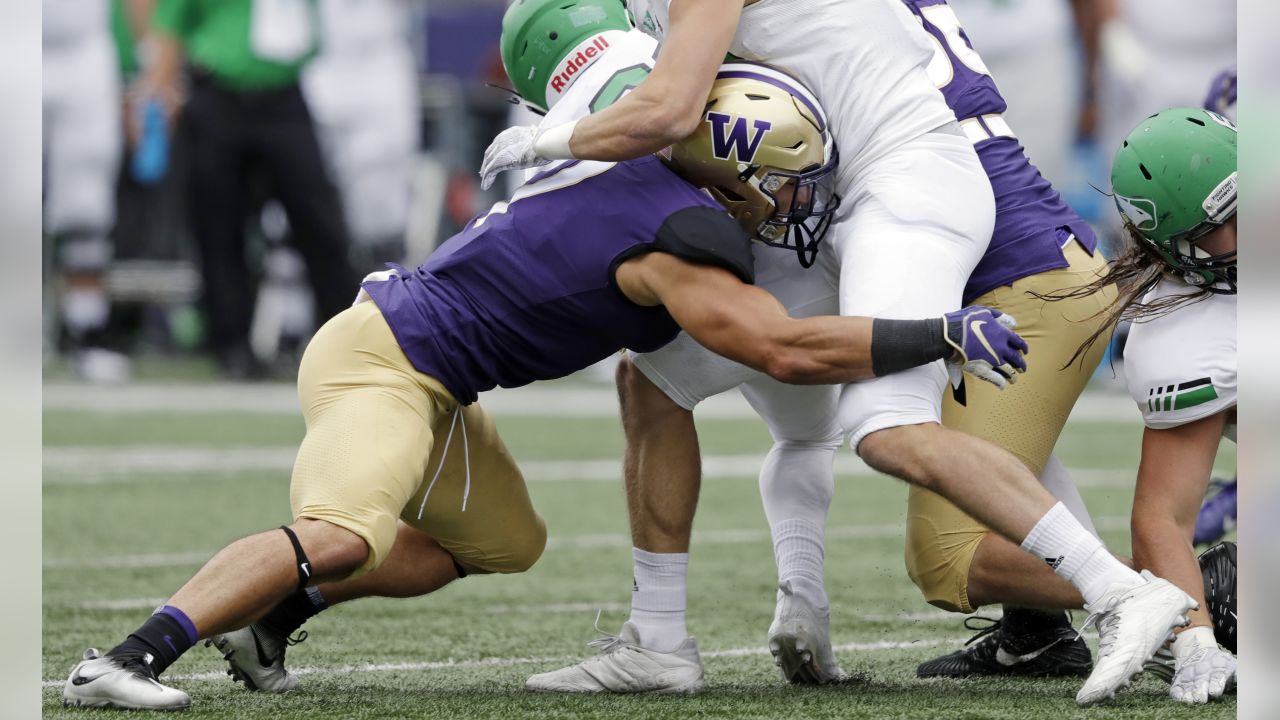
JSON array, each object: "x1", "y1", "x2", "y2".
[{"x1": 40, "y1": 0, "x2": 1236, "y2": 385}]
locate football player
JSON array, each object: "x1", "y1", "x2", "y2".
[
  {"x1": 60, "y1": 2, "x2": 1028, "y2": 709},
  {"x1": 492, "y1": 0, "x2": 1195, "y2": 705},
  {"x1": 1054, "y1": 107, "x2": 1238, "y2": 704}
]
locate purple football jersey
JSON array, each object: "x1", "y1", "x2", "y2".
[
  {"x1": 904, "y1": 0, "x2": 1098, "y2": 303},
  {"x1": 363, "y1": 156, "x2": 742, "y2": 405}
]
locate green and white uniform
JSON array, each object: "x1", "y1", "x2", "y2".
[{"x1": 1123, "y1": 282, "x2": 1236, "y2": 440}]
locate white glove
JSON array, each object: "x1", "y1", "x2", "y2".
[
  {"x1": 479, "y1": 120, "x2": 578, "y2": 191},
  {"x1": 352, "y1": 268, "x2": 400, "y2": 306},
  {"x1": 1170, "y1": 626, "x2": 1236, "y2": 704},
  {"x1": 480, "y1": 125, "x2": 549, "y2": 190}
]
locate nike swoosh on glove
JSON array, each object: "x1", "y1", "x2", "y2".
[
  {"x1": 480, "y1": 125, "x2": 551, "y2": 190},
  {"x1": 1170, "y1": 626, "x2": 1236, "y2": 704},
  {"x1": 942, "y1": 306, "x2": 1029, "y2": 390}
]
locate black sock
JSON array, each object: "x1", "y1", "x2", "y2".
[
  {"x1": 1001, "y1": 607, "x2": 1071, "y2": 635},
  {"x1": 259, "y1": 587, "x2": 328, "y2": 638},
  {"x1": 107, "y1": 605, "x2": 198, "y2": 676}
]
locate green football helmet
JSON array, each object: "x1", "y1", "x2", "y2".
[
  {"x1": 1110, "y1": 107, "x2": 1237, "y2": 292},
  {"x1": 500, "y1": 0, "x2": 631, "y2": 112}
]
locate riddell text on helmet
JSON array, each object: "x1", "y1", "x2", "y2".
[{"x1": 547, "y1": 34, "x2": 612, "y2": 100}]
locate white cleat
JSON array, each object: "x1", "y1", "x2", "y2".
[
  {"x1": 525, "y1": 620, "x2": 704, "y2": 694},
  {"x1": 206, "y1": 625, "x2": 300, "y2": 692},
  {"x1": 62, "y1": 648, "x2": 191, "y2": 711},
  {"x1": 767, "y1": 582, "x2": 848, "y2": 685},
  {"x1": 1076, "y1": 571, "x2": 1198, "y2": 706}
]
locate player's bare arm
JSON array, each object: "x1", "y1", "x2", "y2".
[
  {"x1": 614, "y1": 251, "x2": 1028, "y2": 387},
  {"x1": 558, "y1": 0, "x2": 743, "y2": 160},
  {"x1": 480, "y1": 0, "x2": 742, "y2": 187},
  {"x1": 1130, "y1": 411, "x2": 1230, "y2": 633}
]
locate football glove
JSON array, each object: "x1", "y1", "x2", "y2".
[
  {"x1": 480, "y1": 125, "x2": 551, "y2": 190},
  {"x1": 1170, "y1": 626, "x2": 1236, "y2": 704},
  {"x1": 942, "y1": 306, "x2": 1029, "y2": 390}
]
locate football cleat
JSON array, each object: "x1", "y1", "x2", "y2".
[
  {"x1": 916, "y1": 613, "x2": 1092, "y2": 678},
  {"x1": 525, "y1": 620, "x2": 704, "y2": 694},
  {"x1": 205, "y1": 625, "x2": 302, "y2": 692},
  {"x1": 1076, "y1": 571, "x2": 1198, "y2": 706},
  {"x1": 1144, "y1": 642, "x2": 1177, "y2": 684},
  {"x1": 767, "y1": 581, "x2": 848, "y2": 684},
  {"x1": 62, "y1": 648, "x2": 191, "y2": 711},
  {"x1": 1199, "y1": 541, "x2": 1237, "y2": 653},
  {"x1": 1194, "y1": 478, "x2": 1236, "y2": 546}
]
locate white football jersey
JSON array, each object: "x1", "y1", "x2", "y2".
[
  {"x1": 1123, "y1": 278, "x2": 1236, "y2": 440},
  {"x1": 625, "y1": 0, "x2": 956, "y2": 194},
  {"x1": 540, "y1": 29, "x2": 659, "y2": 125}
]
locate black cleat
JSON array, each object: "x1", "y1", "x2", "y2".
[
  {"x1": 1200, "y1": 540, "x2": 1237, "y2": 653},
  {"x1": 917, "y1": 611, "x2": 1092, "y2": 678}
]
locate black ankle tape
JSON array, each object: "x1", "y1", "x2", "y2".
[{"x1": 280, "y1": 525, "x2": 313, "y2": 590}]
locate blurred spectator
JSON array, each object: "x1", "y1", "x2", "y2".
[
  {"x1": 140, "y1": 0, "x2": 356, "y2": 379},
  {"x1": 303, "y1": 0, "x2": 421, "y2": 272},
  {"x1": 1093, "y1": 0, "x2": 1236, "y2": 237},
  {"x1": 43, "y1": 0, "x2": 128, "y2": 382},
  {"x1": 950, "y1": 0, "x2": 1102, "y2": 190}
]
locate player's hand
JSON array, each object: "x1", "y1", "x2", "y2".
[
  {"x1": 942, "y1": 306, "x2": 1028, "y2": 390},
  {"x1": 480, "y1": 125, "x2": 552, "y2": 190},
  {"x1": 1170, "y1": 627, "x2": 1237, "y2": 704}
]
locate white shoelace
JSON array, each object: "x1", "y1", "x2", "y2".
[
  {"x1": 416, "y1": 406, "x2": 472, "y2": 519},
  {"x1": 585, "y1": 609, "x2": 629, "y2": 656},
  {"x1": 1078, "y1": 598, "x2": 1121, "y2": 659}
]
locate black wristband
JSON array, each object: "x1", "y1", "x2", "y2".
[{"x1": 870, "y1": 318, "x2": 949, "y2": 377}]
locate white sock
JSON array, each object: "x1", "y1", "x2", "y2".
[
  {"x1": 1021, "y1": 502, "x2": 1142, "y2": 607},
  {"x1": 772, "y1": 519, "x2": 829, "y2": 614},
  {"x1": 1039, "y1": 453, "x2": 1099, "y2": 537},
  {"x1": 628, "y1": 548, "x2": 688, "y2": 652}
]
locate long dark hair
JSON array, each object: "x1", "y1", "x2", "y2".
[{"x1": 1039, "y1": 226, "x2": 1218, "y2": 366}]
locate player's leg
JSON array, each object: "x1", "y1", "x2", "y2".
[
  {"x1": 740, "y1": 376, "x2": 845, "y2": 684},
  {"x1": 253, "y1": 84, "x2": 357, "y2": 327},
  {"x1": 525, "y1": 346, "x2": 756, "y2": 694},
  {"x1": 44, "y1": 35, "x2": 126, "y2": 382},
  {"x1": 834, "y1": 132, "x2": 1193, "y2": 703},
  {"x1": 910, "y1": 242, "x2": 1119, "y2": 677},
  {"x1": 65, "y1": 304, "x2": 446, "y2": 708}
]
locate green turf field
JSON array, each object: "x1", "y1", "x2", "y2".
[{"x1": 42, "y1": 379, "x2": 1236, "y2": 718}]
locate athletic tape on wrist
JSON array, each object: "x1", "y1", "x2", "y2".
[{"x1": 870, "y1": 318, "x2": 948, "y2": 376}]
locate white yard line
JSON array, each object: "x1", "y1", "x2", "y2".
[
  {"x1": 41, "y1": 636, "x2": 959, "y2": 688},
  {"x1": 43, "y1": 381, "x2": 1140, "y2": 422},
  {"x1": 42, "y1": 448, "x2": 874, "y2": 484},
  {"x1": 42, "y1": 445, "x2": 1138, "y2": 489}
]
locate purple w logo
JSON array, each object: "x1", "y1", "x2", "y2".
[{"x1": 707, "y1": 112, "x2": 773, "y2": 163}]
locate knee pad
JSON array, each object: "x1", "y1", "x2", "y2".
[
  {"x1": 839, "y1": 364, "x2": 947, "y2": 451},
  {"x1": 903, "y1": 512, "x2": 985, "y2": 614}
]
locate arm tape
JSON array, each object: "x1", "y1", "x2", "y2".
[{"x1": 870, "y1": 318, "x2": 949, "y2": 377}]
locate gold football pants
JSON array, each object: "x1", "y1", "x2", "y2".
[
  {"x1": 290, "y1": 301, "x2": 546, "y2": 578},
  {"x1": 905, "y1": 241, "x2": 1116, "y2": 612}
]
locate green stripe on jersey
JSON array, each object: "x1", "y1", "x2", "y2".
[{"x1": 1174, "y1": 385, "x2": 1219, "y2": 410}]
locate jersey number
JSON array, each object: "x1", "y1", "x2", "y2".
[
  {"x1": 918, "y1": 4, "x2": 990, "y2": 90},
  {"x1": 590, "y1": 65, "x2": 654, "y2": 113}
]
